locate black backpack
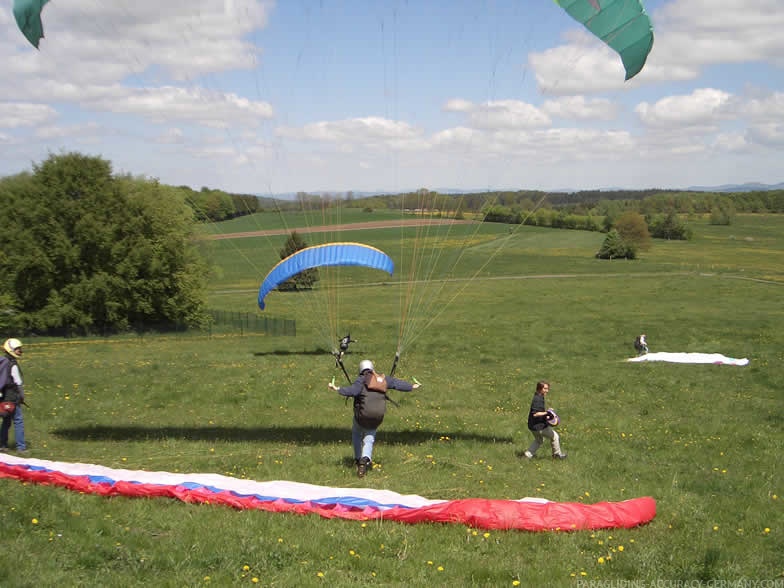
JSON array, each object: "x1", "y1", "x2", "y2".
[
  {"x1": 354, "y1": 372, "x2": 399, "y2": 428},
  {"x1": 0, "y1": 356, "x2": 12, "y2": 394},
  {"x1": 0, "y1": 357, "x2": 18, "y2": 415}
]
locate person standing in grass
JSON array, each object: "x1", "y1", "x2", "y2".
[
  {"x1": 523, "y1": 380, "x2": 567, "y2": 460},
  {"x1": 328, "y1": 359, "x2": 420, "y2": 478},
  {"x1": 0, "y1": 338, "x2": 27, "y2": 453}
]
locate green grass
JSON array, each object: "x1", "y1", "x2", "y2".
[{"x1": 1, "y1": 213, "x2": 783, "y2": 586}]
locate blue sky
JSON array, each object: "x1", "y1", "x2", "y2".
[{"x1": 1, "y1": 0, "x2": 782, "y2": 194}]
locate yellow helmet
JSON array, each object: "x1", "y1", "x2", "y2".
[{"x1": 3, "y1": 338, "x2": 22, "y2": 358}]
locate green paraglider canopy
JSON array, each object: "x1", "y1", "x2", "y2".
[
  {"x1": 13, "y1": 0, "x2": 51, "y2": 49},
  {"x1": 554, "y1": 0, "x2": 654, "y2": 80}
]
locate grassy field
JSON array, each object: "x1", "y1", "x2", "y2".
[{"x1": 1, "y1": 213, "x2": 782, "y2": 586}]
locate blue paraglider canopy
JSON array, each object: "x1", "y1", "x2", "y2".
[{"x1": 258, "y1": 242, "x2": 394, "y2": 310}]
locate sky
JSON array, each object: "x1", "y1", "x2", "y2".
[{"x1": 1, "y1": 0, "x2": 783, "y2": 195}]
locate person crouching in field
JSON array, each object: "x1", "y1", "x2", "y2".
[
  {"x1": 328, "y1": 359, "x2": 420, "y2": 478},
  {"x1": 634, "y1": 333, "x2": 649, "y2": 355},
  {"x1": 523, "y1": 380, "x2": 567, "y2": 460}
]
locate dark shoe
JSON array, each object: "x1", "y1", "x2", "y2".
[
  {"x1": 553, "y1": 452, "x2": 568, "y2": 460},
  {"x1": 357, "y1": 457, "x2": 371, "y2": 478}
]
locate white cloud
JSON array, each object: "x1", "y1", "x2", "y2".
[
  {"x1": 529, "y1": 39, "x2": 629, "y2": 95},
  {"x1": 277, "y1": 117, "x2": 425, "y2": 150},
  {"x1": 746, "y1": 123, "x2": 784, "y2": 147},
  {"x1": 741, "y1": 92, "x2": 784, "y2": 122},
  {"x1": 0, "y1": 1, "x2": 275, "y2": 132},
  {"x1": 541, "y1": 96, "x2": 618, "y2": 121},
  {"x1": 440, "y1": 99, "x2": 550, "y2": 130},
  {"x1": 0, "y1": 103, "x2": 58, "y2": 128},
  {"x1": 656, "y1": 0, "x2": 784, "y2": 67},
  {"x1": 443, "y1": 98, "x2": 474, "y2": 113},
  {"x1": 636, "y1": 88, "x2": 732, "y2": 128},
  {"x1": 34, "y1": 121, "x2": 101, "y2": 140},
  {"x1": 89, "y1": 87, "x2": 274, "y2": 128},
  {"x1": 31, "y1": 0, "x2": 273, "y2": 79},
  {"x1": 157, "y1": 127, "x2": 186, "y2": 144},
  {"x1": 713, "y1": 132, "x2": 748, "y2": 152}
]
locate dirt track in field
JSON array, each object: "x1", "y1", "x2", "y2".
[{"x1": 208, "y1": 219, "x2": 473, "y2": 240}]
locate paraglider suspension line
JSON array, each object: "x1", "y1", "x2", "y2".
[{"x1": 334, "y1": 353, "x2": 352, "y2": 384}]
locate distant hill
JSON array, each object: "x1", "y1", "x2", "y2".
[
  {"x1": 255, "y1": 182, "x2": 784, "y2": 202},
  {"x1": 686, "y1": 182, "x2": 784, "y2": 192}
]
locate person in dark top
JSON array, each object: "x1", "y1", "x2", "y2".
[
  {"x1": 523, "y1": 380, "x2": 567, "y2": 460},
  {"x1": 328, "y1": 359, "x2": 420, "y2": 477},
  {"x1": 1, "y1": 338, "x2": 26, "y2": 453}
]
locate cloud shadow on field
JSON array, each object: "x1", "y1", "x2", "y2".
[{"x1": 52, "y1": 425, "x2": 512, "y2": 445}]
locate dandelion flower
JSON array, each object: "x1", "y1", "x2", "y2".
[
  {"x1": 513, "y1": 581, "x2": 521, "y2": 586},
  {"x1": 317, "y1": 571, "x2": 324, "y2": 578},
  {"x1": 437, "y1": 566, "x2": 444, "y2": 571},
  {"x1": 32, "y1": 518, "x2": 39, "y2": 525},
  {"x1": 598, "y1": 557, "x2": 605, "y2": 564},
  {"x1": 618, "y1": 545, "x2": 624, "y2": 552},
  {"x1": 764, "y1": 528, "x2": 771, "y2": 534}
]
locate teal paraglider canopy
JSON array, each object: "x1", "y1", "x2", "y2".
[
  {"x1": 13, "y1": 0, "x2": 51, "y2": 49},
  {"x1": 554, "y1": 0, "x2": 654, "y2": 80},
  {"x1": 258, "y1": 242, "x2": 394, "y2": 310}
]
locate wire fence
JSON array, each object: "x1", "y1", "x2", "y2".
[
  {"x1": 1, "y1": 310, "x2": 296, "y2": 339},
  {"x1": 206, "y1": 310, "x2": 296, "y2": 337}
]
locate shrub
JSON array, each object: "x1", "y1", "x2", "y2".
[{"x1": 596, "y1": 229, "x2": 636, "y2": 259}]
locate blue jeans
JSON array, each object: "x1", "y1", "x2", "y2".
[
  {"x1": 352, "y1": 418, "x2": 377, "y2": 462},
  {"x1": 1, "y1": 405, "x2": 25, "y2": 450}
]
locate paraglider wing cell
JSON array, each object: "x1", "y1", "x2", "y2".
[
  {"x1": 258, "y1": 242, "x2": 394, "y2": 309},
  {"x1": 13, "y1": 0, "x2": 51, "y2": 49},
  {"x1": 554, "y1": 0, "x2": 654, "y2": 80}
]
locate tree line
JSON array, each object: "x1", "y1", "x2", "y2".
[{"x1": 297, "y1": 187, "x2": 784, "y2": 217}]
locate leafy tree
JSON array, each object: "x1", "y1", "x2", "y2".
[
  {"x1": 709, "y1": 198, "x2": 735, "y2": 225},
  {"x1": 277, "y1": 231, "x2": 319, "y2": 291},
  {"x1": 648, "y1": 210, "x2": 692, "y2": 240},
  {"x1": 596, "y1": 229, "x2": 636, "y2": 259},
  {"x1": 0, "y1": 153, "x2": 209, "y2": 333},
  {"x1": 614, "y1": 210, "x2": 651, "y2": 252}
]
